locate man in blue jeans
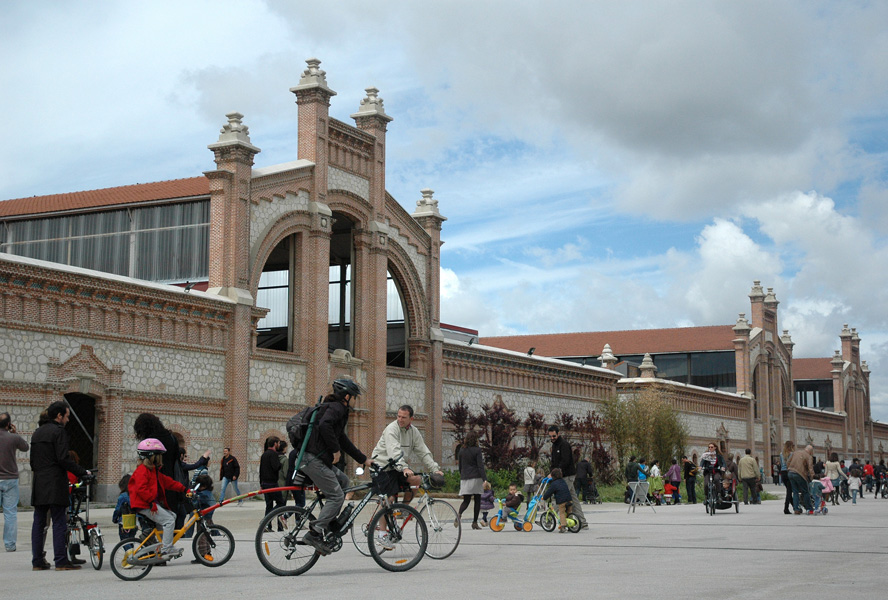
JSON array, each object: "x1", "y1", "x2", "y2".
[
  {"x1": 787, "y1": 444, "x2": 814, "y2": 514},
  {"x1": 0, "y1": 412, "x2": 30, "y2": 552},
  {"x1": 218, "y1": 447, "x2": 243, "y2": 506}
]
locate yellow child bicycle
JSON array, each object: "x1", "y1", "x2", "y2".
[{"x1": 109, "y1": 485, "x2": 234, "y2": 581}]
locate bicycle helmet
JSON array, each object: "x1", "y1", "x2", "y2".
[
  {"x1": 137, "y1": 437, "x2": 167, "y2": 459},
  {"x1": 331, "y1": 378, "x2": 361, "y2": 398}
]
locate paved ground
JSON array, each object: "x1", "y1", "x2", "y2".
[{"x1": 2, "y1": 484, "x2": 886, "y2": 599}]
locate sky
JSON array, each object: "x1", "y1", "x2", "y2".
[{"x1": 2, "y1": 1, "x2": 888, "y2": 420}]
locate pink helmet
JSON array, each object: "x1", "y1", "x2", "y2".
[{"x1": 137, "y1": 438, "x2": 166, "y2": 458}]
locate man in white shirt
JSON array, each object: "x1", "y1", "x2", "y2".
[{"x1": 372, "y1": 405, "x2": 442, "y2": 502}]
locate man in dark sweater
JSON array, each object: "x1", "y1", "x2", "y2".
[
  {"x1": 547, "y1": 425, "x2": 587, "y2": 529},
  {"x1": 259, "y1": 436, "x2": 284, "y2": 523}
]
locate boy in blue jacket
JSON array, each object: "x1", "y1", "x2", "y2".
[{"x1": 542, "y1": 468, "x2": 572, "y2": 533}]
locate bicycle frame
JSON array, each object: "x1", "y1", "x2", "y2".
[{"x1": 126, "y1": 501, "x2": 209, "y2": 561}]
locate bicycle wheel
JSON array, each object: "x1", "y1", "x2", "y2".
[
  {"x1": 567, "y1": 517, "x2": 581, "y2": 533},
  {"x1": 367, "y1": 502, "x2": 427, "y2": 572},
  {"x1": 255, "y1": 506, "x2": 320, "y2": 576},
  {"x1": 88, "y1": 528, "x2": 103, "y2": 570},
  {"x1": 539, "y1": 511, "x2": 556, "y2": 532},
  {"x1": 489, "y1": 514, "x2": 506, "y2": 532},
  {"x1": 350, "y1": 497, "x2": 379, "y2": 557},
  {"x1": 192, "y1": 524, "x2": 235, "y2": 567},
  {"x1": 109, "y1": 538, "x2": 153, "y2": 581},
  {"x1": 419, "y1": 499, "x2": 460, "y2": 559},
  {"x1": 65, "y1": 524, "x2": 82, "y2": 564}
]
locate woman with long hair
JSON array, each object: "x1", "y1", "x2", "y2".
[
  {"x1": 780, "y1": 440, "x2": 795, "y2": 514},
  {"x1": 699, "y1": 442, "x2": 725, "y2": 507},
  {"x1": 456, "y1": 431, "x2": 486, "y2": 530}
]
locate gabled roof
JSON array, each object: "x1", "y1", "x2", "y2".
[
  {"x1": 0, "y1": 177, "x2": 210, "y2": 218},
  {"x1": 482, "y1": 325, "x2": 736, "y2": 357},
  {"x1": 793, "y1": 357, "x2": 833, "y2": 381}
]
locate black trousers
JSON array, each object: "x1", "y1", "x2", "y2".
[{"x1": 685, "y1": 477, "x2": 697, "y2": 503}]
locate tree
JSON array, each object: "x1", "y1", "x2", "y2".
[
  {"x1": 443, "y1": 399, "x2": 472, "y2": 460},
  {"x1": 523, "y1": 410, "x2": 548, "y2": 462},
  {"x1": 472, "y1": 399, "x2": 524, "y2": 470},
  {"x1": 602, "y1": 388, "x2": 687, "y2": 480}
]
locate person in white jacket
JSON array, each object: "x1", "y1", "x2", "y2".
[{"x1": 372, "y1": 405, "x2": 443, "y2": 502}]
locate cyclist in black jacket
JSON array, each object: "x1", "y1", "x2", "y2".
[{"x1": 298, "y1": 379, "x2": 373, "y2": 554}]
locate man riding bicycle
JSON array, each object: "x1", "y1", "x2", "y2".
[
  {"x1": 297, "y1": 378, "x2": 372, "y2": 555},
  {"x1": 372, "y1": 404, "x2": 443, "y2": 503}
]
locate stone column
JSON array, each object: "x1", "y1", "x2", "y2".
[
  {"x1": 413, "y1": 189, "x2": 447, "y2": 459},
  {"x1": 205, "y1": 113, "x2": 260, "y2": 457}
]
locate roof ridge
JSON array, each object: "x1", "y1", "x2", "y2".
[{"x1": 1, "y1": 176, "x2": 207, "y2": 203}]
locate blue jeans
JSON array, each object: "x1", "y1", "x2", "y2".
[
  {"x1": 218, "y1": 477, "x2": 241, "y2": 503},
  {"x1": 0, "y1": 479, "x2": 19, "y2": 550},
  {"x1": 788, "y1": 472, "x2": 811, "y2": 512}
]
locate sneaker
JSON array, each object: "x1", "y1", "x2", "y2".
[
  {"x1": 55, "y1": 563, "x2": 81, "y2": 571},
  {"x1": 581, "y1": 523, "x2": 589, "y2": 530},
  {"x1": 71, "y1": 558, "x2": 86, "y2": 565},
  {"x1": 5, "y1": 546, "x2": 14, "y2": 552},
  {"x1": 376, "y1": 531, "x2": 396, "y2": 551},
  {"x1": 303, "y1": 530, "x2": 331, "y2": 556},
  {"x1": 237, "y1": 500, "x2": 244, "y2": 506},
  {"x1": 160, "y1": 547, "x2": 183, "y2": 560}
]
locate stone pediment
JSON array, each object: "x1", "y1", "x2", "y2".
[{"x1": 47, "y1": 345, "x2": 123, "y2": 394}]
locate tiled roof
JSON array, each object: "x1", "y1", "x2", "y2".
[
  {"x1": 481, "y1": 325, "x2": 737, "y2": 357},
  {"x1": 793, "y1": 357, "x2": 833, "y2": 380},
  {"x1": 0, "y1": 177, "x2": 210, "y2": 218}
]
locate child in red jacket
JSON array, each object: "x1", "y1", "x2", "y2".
[{"x1": 129, "y1": 438, "x2": 188, "y2": 559}]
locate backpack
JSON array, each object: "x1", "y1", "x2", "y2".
[{"x1": 286, "y1": 398, "x2": 326, "y2": 450}]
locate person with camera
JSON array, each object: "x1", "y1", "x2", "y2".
[{"x1": 0, "y1": 412, "x2": 29, "y2": 552}]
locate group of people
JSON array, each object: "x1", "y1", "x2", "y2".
[{"x1": 455, "y1": 425, "x2": 590, "y2": 533}]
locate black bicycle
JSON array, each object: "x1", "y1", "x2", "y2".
[
  {"x1": 66, "y1": 473, "x2": 104, "y2": 570},
  {"x1": 255, "y1": 459, "x2": 428, "y2": 575}
]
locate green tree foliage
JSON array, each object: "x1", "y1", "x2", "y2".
[{"x1": 602, "y1": 388, "x2": 687, "y2": 480}]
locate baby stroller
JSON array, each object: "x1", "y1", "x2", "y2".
[{"x1": 705, "y1": 474, "x2": 739, "y2": 515}]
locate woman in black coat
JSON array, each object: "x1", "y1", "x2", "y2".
[
  {"x1": 133, "y1": 413, "x2": 184, "y2": 525},
  {"x1": 456, "y1": 431, "x2": 486, "y2": 529}
]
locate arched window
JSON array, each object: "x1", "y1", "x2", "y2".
[
  {"x1": 256, "y1": 235, "x2": 295, "y2": 351},
  {"x1": 386, "y1": 269, "x2": 407, "y2": 367}
]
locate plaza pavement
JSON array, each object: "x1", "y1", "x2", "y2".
[{"x1": 2, "y1": 484, "x2": 886, "y2": 599}]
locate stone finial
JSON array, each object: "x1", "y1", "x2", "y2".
[
  {"x1": 351, "y1": 87, "x2": 393, "y2": 123},
  {"x1": 840, "y1": 323, "x2": 852, "y2": 338},
  {"x1": 599, "y1": 343, "x2": 617, "y2": 369},
  {"x1": 862, "y1": 360, "x2": 869, "y2": 374},
  {"x1": 207, "y1": 112, "x2": 260, "y2": 153},
  {"x1": 749, "y1": 280, "x2": 765, "y2": 300},
  {"x1": 851, "y1": 328, "x2": 860, "y2": 342},
  {"x1": 780, "y1": 329, "x2": 794, "y2": 346},
  {"x1": 733, "y1": 313, "x2": 750, "y2": 334},
  {"x1": 831, "y1": 350, "x2": 844, "y2": 370},
  {"x1": 412, "y1": 188, "x2": 447, "y2": 221},
  {"x1": 764, "y1": 287, "x2": 778, "y2": 305},
  {"x1": 290, "y1": 58, "x2": 337, "y2": 96},
  {"x1": 639, "y1": 353, "x2": 658, "y2": 378}
]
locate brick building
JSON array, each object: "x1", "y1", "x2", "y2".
[
  {"x1": 484, "y1": 282, "x2": 888, "y2": 470},
  {"x1": 0, "y1": 59, "x2": 620, "y2": 502}
]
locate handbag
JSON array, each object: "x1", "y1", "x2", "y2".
[{"x1": 755, "y1": 481, "x2": 763, "y2": 493}]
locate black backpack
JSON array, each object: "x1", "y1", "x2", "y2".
[{"x1": 286, "y1": 399, "x2": 326, "y2": 450}]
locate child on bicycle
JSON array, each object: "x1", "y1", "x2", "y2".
[
  {"x1": 129, "y1": 438, "x2": 189, "y2": 559},
  {"x1": 480, "y1": 481, "x2": 495, "y2": 527},
  {"x1": 112, "y1": 474, "x2": 137, "y2": 541},
  {"x1": 504, "y1": 483, "x2": 524, "y2": 517},
  {"x1": 542, "y1": 468, "x2": 571, "y2": 533}
]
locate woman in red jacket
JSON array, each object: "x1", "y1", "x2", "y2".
[{"x1": 128, "y1": 438, "x2": 188, "y2": 559}]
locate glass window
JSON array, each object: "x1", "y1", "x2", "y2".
[
  {"x1": 654, "y1": 354, "x2": 689, "y2": 383},
  {"x1": 256, "y1": 270, "x2": 289, "y2": 329},
  {"x1": 689, "y1": 352, "x2": 736, "y2": 391}
]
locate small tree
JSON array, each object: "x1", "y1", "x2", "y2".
[
  {"x1": 523, "y1": 410, "x2": 548, "y2": 462},
  {"x1": 472, "y1": 400, "x2": 524, "y2": 470},
  {"x1": 443, "y1": 399, "x2": 473, "y2": 460}
]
